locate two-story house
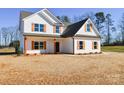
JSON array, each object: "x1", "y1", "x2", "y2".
[{"x1": 19, "y1": 8, "x2": 101, "y2": 54}]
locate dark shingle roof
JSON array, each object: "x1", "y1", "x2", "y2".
[
  {"x1": 20, "y1": 11, "x2": 33, "y2": 19},
  {"x1": 61, "y1": 18, "x2": 88, "y2": 37}
]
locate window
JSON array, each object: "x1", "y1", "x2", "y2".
[
  {"x1": 87, "y1": 24, "x2": 90, "y2": 32},
  {"x1": 34, "y1": 42, "x2": 39, "y2": 49},
  {"x1": 34, "y1": 24, "x2": 39, "y2": 32},
  {"x1": 79, "y1": 41, "x2": 84, "y2": 49},
  {"x1": 56, "y1": 26, "x2": 60, "y2": 33},
  {"x1": 40, "y1": 24, "x2": 44, "y2": 32},
  {"x1": 34, "y1": 41, "x2": 46, "y2": 50},
  {"x1": 40, "y1": 42, "x2": 44, "y2": 49},
  {"x1": 34, "y1": 24, "x2": 44, "y2": 32},
  {"x1": 94, "y1": 42, "x2": 98, "y2": 49}
]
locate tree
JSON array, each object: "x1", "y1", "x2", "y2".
[
  {"x1": 105, "y1": 13, "x2": 115, "y2": 45},
  {"x1": 8, "y1": 27, "x2": 16, "y2": 43},
  {"x1": 56, "y1": 16, "x2": 60, "y2": 20},
  {"x1": 72, "y1": 12, "x2": 95, "y2": 23},
  {"x1": 95, "y1": 12, "x2": 105, "y2": 32},
  {"x1": 118, "y1": 13, "x2": 124, "y2": 45},
  {"x1": 61, "y1": 16, "x2": 70, "y2": 23},
  {"x1": 1, "y1": 27, "x2": 8, "y2": 46}
]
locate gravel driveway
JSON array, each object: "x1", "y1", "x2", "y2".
[{"x1": 0, "y1": 52, "x2": 124, "y2": 85}]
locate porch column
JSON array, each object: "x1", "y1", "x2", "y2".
[
  {"x1": 54, "y1": 38, "x2": 56, "y2": 53},
  {"x1": 24, "y1": 36, "x2": 27, "y2": 54}
]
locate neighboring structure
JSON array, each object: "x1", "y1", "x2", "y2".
[{"x1": 19, "y1": 8, "x2": 101, "y2": 54}]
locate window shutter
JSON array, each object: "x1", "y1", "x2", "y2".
[
  {"x1": 32, "y1": 41, "x2": 34, "y2": 50},
  {"x1": 90, "y1": 24, "x2": 92, "y2": 32},
  {"x1": 77, "y1": 41, "x2": 79, "y2": 49},
  {"x1": 83, "y1": 41, "x2": 85, "y2": 49},
  {"x1": 84, "y1": 24, "x2": 86, "y2": 32},
  {"x1": 32, "y1": 23, "x2": 34, "y2": 32},
  {"x1": 53, "y1": 25, "x2": 56, "y2": 33},
  {"x1": 44, "y1": 41, "x2": 46, "y2": 49},
  {"x1": 44, "y1": 24, "x2": 46, "y2": 32},
  {"x1": 97, "y1": 42, "x2": 98, "y2": 49},
  {"x1": 92, "y1": 41, "x2": 94, "y2": 49}
]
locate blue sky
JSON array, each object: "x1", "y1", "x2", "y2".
[{"x1": 0, "y1": 8, "x2": 124, "y2": 28}]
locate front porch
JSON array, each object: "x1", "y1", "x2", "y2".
[{"x1": 24, "y1": 36, "x2": 64, "y2": 54}]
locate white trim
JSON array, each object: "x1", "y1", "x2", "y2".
[
  {"x1": 74, "y1": 18, "x2": 100, "y2": 37},
  {"x1": 22, "y1": 9, "x2": 44, "y2": 21},
  {"x1": 88, "y1": 18, "x2": 100, "y2": 36},
  {"x1": 22, "y1": 8, "x2": 64, "y2": 26},
  {"x1": 43, "y1": 8, "x2": 64, "y2": 25}
]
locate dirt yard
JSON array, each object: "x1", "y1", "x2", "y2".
[{"x1": 0, "y1": 52, "x2": 124, "y2": 85}]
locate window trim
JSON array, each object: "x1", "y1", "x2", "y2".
[
  {"x1": 56, "y1": 26, "x2": 60, "y2": 33},
  {"x1": 78, "y1": 41, "x2": 85, "y2": 50},
  {"x1": 33, "y1": 41, "x2": 46, "y2": 50},
  {"x1": 93, "y1": 41, "x2": 98, "y2": 49},
  {"x1": 33, "y1": 23, "x2": 45, "y2": 32},
  {"x1": 86, "y1": 24, "x2": 90, "y2": 32}
]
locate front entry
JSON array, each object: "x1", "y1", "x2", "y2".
[{"x1": 55, "y1": 42, "x2": 60, "y2": 53}]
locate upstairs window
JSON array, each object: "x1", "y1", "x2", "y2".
[
  {"x1": 87, "y1": 24, "x2": 90, "y2": 32},
  {"x1": 40, "y1": 24, "x2": 44, "y2": 32},
  {"x1": 33, "y1": 24, "x2": 44, "y2": 32},
  {"x1": 56, "y1": 26, "x2": 60, "y2": 33},
  {"x1": 34, "y1": 24, "x2": 39, "y2": 32}
]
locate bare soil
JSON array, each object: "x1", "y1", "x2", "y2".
[{"x1": 0, "y1": 52, "x2": 124, "y2": 85}]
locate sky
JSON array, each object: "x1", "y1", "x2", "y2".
[{"x1": 0, "y1": 8, "x2": 124, "y2": 28}]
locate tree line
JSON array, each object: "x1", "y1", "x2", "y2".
[
  {"x1": 57, "y1": 12, "x2": 124, "y2": 46},
  {"x1": 0, "y1": 26, "x2": 20, "y2": 47}
]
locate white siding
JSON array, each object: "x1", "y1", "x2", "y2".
[
  {"x1": 61, "y1": 38, "x2": 73, "y2": 53},
  {"x1": 76, "y1": 19, "x2": 99, "y2": 37},
  {"x1": 74, "y1": 37, "x2": 101, "y2": 54},
  {"x1": 25, "y1": 37, "x2": 64, "y2": 54},
  {"x1": 23, "y1": 14, "x2": 64, "y2": 35}
]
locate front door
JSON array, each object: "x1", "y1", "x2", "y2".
[{"x1": 55, "y1": 42, "x2": 59, "y2": 53}]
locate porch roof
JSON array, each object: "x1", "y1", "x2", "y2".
[{"x1": 23, "y1": 33, "x2": 61, "y2": 38}]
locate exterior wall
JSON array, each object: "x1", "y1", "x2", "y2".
[
  {"x1": 20, "y1": 35, "x2": 24, "y2": 52},
  {"x1": 74, "y1": 37, "x2": 101, "y2": 54},
  {"x1": 25, "y1": 36, "x2": 64, "y2": 54},
  {"x1": 76, "y1": 19, "x2": 99, "y2": 37},
  {"x1": 20, "y1": 13, "x2": 101, "y2": 54},
  {"x1": 61, "y1": 38, "x2": 73, "y2": 54},
  {"x1": 23, "y1": 14, "x2": 64, "y2": 35}
]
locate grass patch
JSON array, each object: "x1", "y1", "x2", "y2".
[
  {"x1": 102, "y1": 46, "x2": 124, "y2": 52},
  {"x1": 0, "y1": 48, "x2": 15, "y2": 53}
]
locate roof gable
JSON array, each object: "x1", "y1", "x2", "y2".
[
  {"x1": 20, "y1": 11, "x2": 33, "y2": 20},
  {"x1": 61, "y1": 18, "x2": 88, "y2": 37},
  {"x1": 61, "y1": 18, "x2": 100, "y2": 38},
  {"x1": 21, "y1": 8, "x2": 64, "y2": 25}
]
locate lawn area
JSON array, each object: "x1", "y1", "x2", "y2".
[
  {"x1": 0, "y1": 52, "x2": 124, "y2": 85},
  {"x1": 102, "y1": 46, "x2": 124, "y2": 52},
  {"x1": 0, "y1": 47, "x2": 15, "y2": 53}
]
